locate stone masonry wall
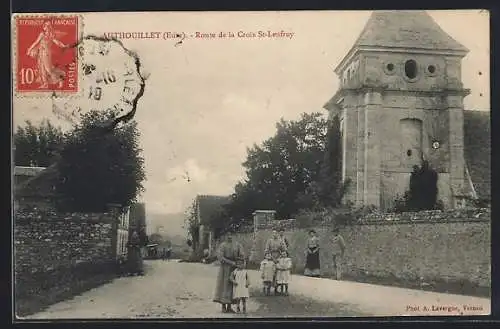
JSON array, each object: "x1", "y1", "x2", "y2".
[
  {"x1": 14, "y1": 208, "x2": 119, "y2": 315},
  {"x1": 224, "y1": 210, "x2": 490, "y2": 290}
]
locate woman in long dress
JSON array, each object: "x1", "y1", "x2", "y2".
[
  {"x1": 213, "y1": 233, "x2": 245, "y2": 313},
  {"x1": 127, "y1": 230, "x2": 144, "y2": 276},
  {"x1": 304, "y1": 229, "x2": 320, "y2": 277},
  {"x1": 264, "y1": 229, "x2": 287, "y2": 292},
  {"x1": 26, "y1": 20, "x2": 68, "y2": 89}
]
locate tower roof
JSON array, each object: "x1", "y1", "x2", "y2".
[
  {"x1": 335, "y1": 10, "x2": 468, "y2": 74},
  {"x1": 355, "y1": 10, "x2": 468, "y2": 52}
]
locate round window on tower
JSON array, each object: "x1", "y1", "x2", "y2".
[
  {"x1": 426, "y1": 64, "x2": 438, "y2": 76},
  {"x1": 404, "y1": 59, "x2": 418, "y2": 80},
  {"x1": 383, "y1": 62, "x2": 396, "y2": 75}
]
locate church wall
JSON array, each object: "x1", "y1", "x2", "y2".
[
  {"x1": 379, "y1": 171, "x2": 452, "y2": 210},
  {"x1": 360, "y1": 93, "x2": 456, "y2": 210},
  {"x1": 335, "y1": 48, "x2": 466, "y2": 211},
  {"x1": 359, "y1": 52, "x2": 448, "y2": 91},
  {"x1": 377, "y1": 100, "x2": 451, "y2": 173},
  {"x1": 342, "y1": 95, "x2": 360, "y2": 205},
  {"x1": 380, "y1": 172, "x2": 411, "y2": 210}
]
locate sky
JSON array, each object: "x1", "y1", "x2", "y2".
[{"x1": 13, "y1": 10, "x2": 490, "y2": 222}]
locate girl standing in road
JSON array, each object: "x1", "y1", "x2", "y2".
[
  {"x1": 213, "y1": 233, "x2": 245, "y2": 313},
  {"x1": 304, "y1": 229, "x2": 321, "y2": 277},
  {"x1": 276, "y1": 250, "x2": 292, "y2": 295},
  {"x1": 260, "y1": 253, "x2": 276, "y2": 296},
  {"x1": 230, "y1": 259, "x2": 250, "y2": 313}
]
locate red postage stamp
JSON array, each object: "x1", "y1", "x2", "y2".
[{"x1": 14, "y1": 15, "x2": 80, "y2": 94}]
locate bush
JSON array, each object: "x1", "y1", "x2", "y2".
[
  {"x1": 350, "y1": 204, "x2": 378, "y2": 220},
  {"x1": 295, "y1": 209, "x2": 314, "y2": 228},
  {"x1": 473, "y1": 198, "x2": 490, "y2": 208}
]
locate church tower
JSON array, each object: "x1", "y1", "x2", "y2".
[{"x1": 324, "y1": 11, "x2": 470, "y2": 210}]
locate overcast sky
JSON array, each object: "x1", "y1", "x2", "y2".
[{"x1": 13, "y1": 10, "x2": 490, "y2": 219}]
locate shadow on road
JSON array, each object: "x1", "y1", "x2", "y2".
[{"x1": 248, "y1": 287, "x2": 370, "y2": 318}]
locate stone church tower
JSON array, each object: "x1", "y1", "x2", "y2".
[{"x1": 324, "y1": 11, "x2": 470, "y2": 210}]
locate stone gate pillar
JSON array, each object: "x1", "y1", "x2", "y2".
[{"x1": 250, "y1": 210, "x2": 276, "y2": 262}]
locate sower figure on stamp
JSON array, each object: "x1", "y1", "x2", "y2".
[
  {"x1": 26, "y1": 20, "x2": 69, "y2": 89},
  {"x1": 331, "y1": 227, "x2": 346, "y2": 280}
]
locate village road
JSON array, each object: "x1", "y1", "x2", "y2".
[{"x1": 23, "y1": 260, "x2": 368, "y2": 319}]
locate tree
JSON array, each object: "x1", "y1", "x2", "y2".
[
  {"x1": 184, "y1": 199, "x2": 200, "y2": 252},
  {"x1": 55, "y1": 110, "x2": 146, "y2": 213},
  {"x1": 226, "y1": 112, "x2": 329, "y2": 219},
  {"x1": 297, "y1": 115, "x2": 347, "y2": 209},
  {"x1": 14, "y1": 119, "x2": 65, "y2": 167},
  {"x1": 394, "y1": 160, "x2": 440, "y2": 212}
]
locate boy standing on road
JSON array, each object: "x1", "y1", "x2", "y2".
[{"x1": 331, "y1": 227, "x2": 346, "y2": 280}]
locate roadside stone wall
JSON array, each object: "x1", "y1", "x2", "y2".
[
  {"x1": 14, "y1": 207, "x2": 120, "y2": 315},
  {"x1": 224, "y1": 208, "x2": 491, "y2": 290}
]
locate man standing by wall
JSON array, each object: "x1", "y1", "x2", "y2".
[{"x1": 331, "y1": 227, "x2": 346, "y2": 280}]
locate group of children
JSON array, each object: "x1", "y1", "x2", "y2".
[
  {"x1": 228, "y1": 251, "x2": 293, "y2": 313},
  {"x1": 260, "y1": 251, "x2": 292, "y2": 296}
]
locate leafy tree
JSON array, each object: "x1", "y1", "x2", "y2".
[
  {"x1": 55, "y1": 110, "x2": 146, "y2": 213},
  {"x1": 14, "y1": 119, "x2": 65, "y2": 167},
  {"x1": 184, "y1": 200, "x2": 200, "y2": 252},
  {"x1": 226, "y1": 112, "x2": 329, "y2": 219},
  {"x1": 297, "y1": 115, "x2": 347, "y2": 209}
]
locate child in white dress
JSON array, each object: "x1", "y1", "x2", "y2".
[
  {"x1": 260, "y1": 253, "x2": 276, "y2": 296},
  {"x1": 230, "y1": 259, "x2": 250, "y2": 313},
  {"x1": 276, "y1": 250, "x2": 292, "y2": 295}
]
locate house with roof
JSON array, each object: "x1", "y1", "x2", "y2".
[
  {"x1": 13, "y1": 163, "x2": 143, "y2": 261},
  {"x1": 323, "y1": 10, "x2": 490, "y2": 210},
  {"x1": 14, "y1": 164, "x2": 59, "y2": 211},
  {"x1": 193, "y1": 195, "x2": 231, "y2": 257}
]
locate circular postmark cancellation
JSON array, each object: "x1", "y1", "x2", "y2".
[{"x1": 51, "y1": 35, "x2": 146, "y2": 126}]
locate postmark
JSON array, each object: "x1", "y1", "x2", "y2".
[
  {"x1": 13, "y1": 14, "x2": 82, "y2": 96},
  {"x1": 51, "y1": 35, "x2": 146, "y2": 126}
]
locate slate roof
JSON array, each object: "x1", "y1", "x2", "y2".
[
  {"x1": 14, "y1": 164, "x2": 59, "y2": 198},
  {"x1": 14, "y1": 166, "x2": 47, "y2": 177},
  {"x1": 464, "y1": 110, "x2": 491, "y2": 200},
  {"x1": 353, "y1": 10, "x2": 468, "y2": 53},
  {"x1": 196, "y1": 195, "x2": 231, "y2": 226}
]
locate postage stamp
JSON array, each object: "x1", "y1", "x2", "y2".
[{"x1": 13, "y1": 14, "x2": 82, "y2": 96}]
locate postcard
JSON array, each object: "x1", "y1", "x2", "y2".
[{"x1": 11, "y1": 10, "x2": 490, "y2": 319}]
